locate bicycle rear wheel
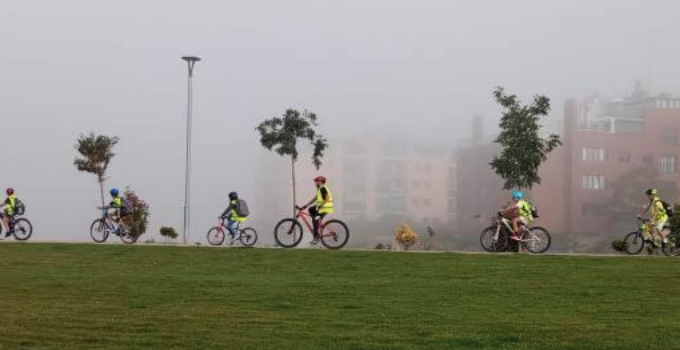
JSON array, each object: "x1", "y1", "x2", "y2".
[
  {"x1": 90, "y1": 219, "x2": 110, "y2": 243},
  {"x1": 480, "y1": 226, "x2": 508, "y2": 252},
  {"x1": 623, "y1": 231, "x2": 645, "y2": 255},
  {"x1": 239, "y1": 227, "x2": 258, "y2": 247},
  {"x1": 274, "y1": 219, "x2": 304, "y2": 248},
  {"x1": 662, "y1": 233, "x2": 680, "y2": 257},
  {"x1": 119, "y1": 224, "x2": 138, "y2": 244},
  {"x1": 524, "y1": 227, "x2": 551, "y2": 253},
  {"x1": 320, "y1": 220, "x2": 349, "y2": 250},
  {"x1": 12, "y1": 218, "x2": 33, "y2": 241},
  {"x1": 207, "y1": 227, "x2": 226, "y2": 246}
]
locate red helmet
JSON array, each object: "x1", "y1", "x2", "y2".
[
  {"x1": 6, "y1": 188, "x2": 14, "y2": 195},
  {"x1": 314, "y1": 176, "x2": 327, "y2": 184}
]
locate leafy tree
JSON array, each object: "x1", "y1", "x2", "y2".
[
  {"x1": 123, "y1": 187, "x2": 150, "y2": 238},
  {"x1": 74, "y1": 133, "x2": 120, "y2": 207},
  {"x1": 160, "y1": 226, "x2": 179, "y2": 243},
  {"x1": 256, "y1": 109, "x2": 329, "y2": 211},
  {"x1": 394, "y1": 223, "x2": 419, "y2": 251},
  {"x1": 490, "y1": 87, "x2": 561, "y2": 190}
]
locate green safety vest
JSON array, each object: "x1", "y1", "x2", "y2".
[{"x1": 316, "y1": 185, "x2": 334, "y2": 214}]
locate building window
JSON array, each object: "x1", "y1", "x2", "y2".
[
  {"x1": 582, "y1": 175, "x2": 605, "y2": 189},
  {"x1": 661, "y1": 155, "x2": 677, "y2": 174},
  {"x1": 423, "y1": 181, "x2": 432, "y2": 189},
  {"x1": 619, "y1": 151, "x2": 631, "y2": 163},
  {"x1": 423, "y1": 198, "x2": 432, "y2": 207},
  {"x1": 582, "y1": 148, "x2": 606, "y2": 162},
  {"x1": 662, "y1": 128, "x2": 678, "y2": 146}
]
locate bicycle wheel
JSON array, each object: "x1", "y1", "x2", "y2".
[
  {"x1": 480, "y1": 226, "x2": 508, "y2": 252},
  {"x1": 207, "y1": 227, "x2": 226, "y2": 246},
  {"x1": 274, "y1": 219, "x2": 304, "y2": 248},
  {"x1": 119, "y1": 224, "x2": 138, "y2": 244},
  {"x1": 12, "y1": 218, "x2": 33, "y2": 241},
  {"x1": 524, "y1": 227, "x2": 551, "y2": 253},
  {"x1": 320, "y1": 220, "x2": 350, "y2": 250},
  {"x1": 239, "y1": 227, "x2": 258, "y2": 247},
  {"x1": 662, "y1": 233, "x2": 680, "y2": 257},
  {"x1": 623, "y1": 231, "x2": 645, "y2": 255},
  {"x1": 90, "y1": 219, "x2": 110, "y2": 243}
]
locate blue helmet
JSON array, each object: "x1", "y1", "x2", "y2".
[
  {"x1": 512, "y1": 190, "x2": 523, "y2": 200},
  {"x1": 110, "y1": 188, "x2": 120, "y2": 197}
]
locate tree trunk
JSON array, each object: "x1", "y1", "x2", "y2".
[
  {"x1": 98, "y1": 175, "x2": 106, "y2": 209},
  {"x1": 291, "y1": 156, "x2": 297, "y2": 217}
]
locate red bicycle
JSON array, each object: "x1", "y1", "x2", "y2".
[{"x1": 274, "y1": 206, "x2": 350, "y2": 249}]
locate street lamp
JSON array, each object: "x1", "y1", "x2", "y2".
[{"x1": 181, "y1": 55, "x2": 201, "y2": 245}]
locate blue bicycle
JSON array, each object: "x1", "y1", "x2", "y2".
[{"x1": 90, "y1": 208, "x2": 137, "y2": 244}]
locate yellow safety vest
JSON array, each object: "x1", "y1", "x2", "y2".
[
  {"x1": 517, "y1": 200, "x2": 533, "y2": 221},
  {"x1": 5, "y1": 195, "x2": 16, "y2": 215},
  {"x1": 316, "y1": 185, "x2": 334, "y2": 214}
]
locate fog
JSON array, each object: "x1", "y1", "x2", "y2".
[{"x1": 1, "y1": 0, "x2": 679, "y2": 244}]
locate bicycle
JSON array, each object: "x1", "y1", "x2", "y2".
[
  {"x1": 206, "y1": 218, "x2": 258, "y2": 247},
  {"x1": 274, "y1": 206, "x2": 350, "y2": 250},
  {"x1": 90, "y1": 208, "x2": 138, "y2": 244},
  {"x1": 623, "y1": 217, "x2": 679, "y2": 256},
  {"x1": 0, "y1": 213, "x2": 33, "y2": 241},
  {"x1": 479, "y1": 214, "x2": 551, "y2": 253}
]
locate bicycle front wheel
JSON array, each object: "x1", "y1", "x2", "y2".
[
  {"x1": 239, "y1": 228, "x2": 258, "y2": 247},
  {"x1": 662, "y1": 233, "x2": 680, "y2": 257},
  {"x1": 90, "y1": 219, "x2": 110, "y2": 243},
  {"x1": 623, "y1": 231, "x2": 645, "y2": 255},
  {"x1": 274, "y1": 219, "x2": 304, "y2": 248},
  {"x1": 13, "y1": 218, "x2": 33, "y2": 241},
  {"x1": 524, "y1": 227, "x2": 551, "y2": 253},
  {"x1": 207, "y1": 227, "x2": 226, "y2": 246},
  {"x1": 320, "y1": 220, "x2": 350, "y2": 250}
]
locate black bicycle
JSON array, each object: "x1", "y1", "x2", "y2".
[{"x1": 0, "y1": 213, "x2": 33, "y2": 241}]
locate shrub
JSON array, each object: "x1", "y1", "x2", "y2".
[
  {"x1": 611, "y1": 239, "x2": 626, "y2": 253},
  {"x1": 123, "y1": 187, "x2": 150, "y2": 238},
  {"x1": 160, "y1": 226, "x2": 179, "y2": 243},
  {"x1": 394, "y1": 223, "x2": 419, "y2": 251}
]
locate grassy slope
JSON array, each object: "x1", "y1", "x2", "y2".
[{"x1": 0, "y1": 244, "x2": 679, "y2": 350}]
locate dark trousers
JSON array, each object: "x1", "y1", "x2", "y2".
[{"x1": 308, "y1": 206, "x2": 326, "y2": 238}]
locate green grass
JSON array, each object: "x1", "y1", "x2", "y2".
[{"x1": 0, "y1": 243, "x2": 679, "y2": 350}]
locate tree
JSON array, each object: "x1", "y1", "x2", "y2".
[
  {"x1": 490, "y1": 87, "x2": 561, "y2": 190},
  {"x1": 74, "y1": 133, "x2": 120, "y2": 207},
  {"x1": 256, "y1": 109, "x2": 329, "y2": 211},
  {"x1": 123, "y1": 187, "x2": 150, "y2": 238},
  {"x1": 394, "y1": 223, "x2": 419, "y2": 251},
  {"x1": 160, "y1": 226, "x2": 179, "y2": 243}
]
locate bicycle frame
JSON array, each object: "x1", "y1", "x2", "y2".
[
  {"x1": 293, "y1": 207, "x2": 333, "y2": 236},
  {"x1": 494, "y1": 217, "x2": 531, "y2": 241}
]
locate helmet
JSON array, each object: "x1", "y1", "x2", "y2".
[
  {"x1": 228, "y1": 192, "x2": 238, "y2": 200},
  {"x1": 646, "y1": 188, "x2": 658, "y2": 196},
  {"x1": 110, "y1": 188, "x2": 119, "y2": 197},
  {"x1": 6, "y1": 188, "x2": 14, "y2": 195},
  {"x1": 314, "y1": 176, "x2": 327, "y2": 184},
  {"x1": 512, "y1": 191, "x2": 523, "y2": 200}
]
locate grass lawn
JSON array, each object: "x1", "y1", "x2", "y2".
[{"x1": 0, "y1": 243, "x2": 679, "y2": 350}]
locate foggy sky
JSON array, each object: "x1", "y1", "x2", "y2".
[{"x1": 1, "y1": 0, "x2": 679, "y2": 242}]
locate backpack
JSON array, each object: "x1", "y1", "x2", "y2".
[
  {"x1": 529, "y1": 202, "x2": 539, "y2": 218},
  {"x1": 14, "y1": 199, "x2": 26, "y2": 216},
  {"x1": 659, "y1": 200, "x2": 675, "y2": 217},
  {"x1": 121, "y1": 200, "x2": 133, "y2": 215},
  {"x1": 234, "y1": 199, "x2": 250, "y2": 217}
]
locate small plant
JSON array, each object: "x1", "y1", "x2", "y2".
[
  {"x1": 394, "y1": 223, "x2": 419, "y2": 251},
  {"x1": 611, "y1": 239, "x2": 626, "y2": 253},
  {"x1": 160, "y1": 226, "x2": 179, "y2": 243},
  {"x1": 374, "y1": 242, "x2": 392, "y2": 251}
]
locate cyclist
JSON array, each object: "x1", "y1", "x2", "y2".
[
  {"x1": 0, "y1": 188, "x2": 17, "y2": 236},
  {"x1": 103, "y1": 188, "x2": 131, "y2": 231},
  {"x1": 500, "y1": 190, "x2": 533, "y2": 241},
  {"x1": 639, "y1": 188, "x2": 669, "y2": 245},
  {"x1": 219, "y1": 192, "x2": 248, "y2": 241},
  {"x1": 301, "y1": 176, "x2": 334, "y2": 245}
]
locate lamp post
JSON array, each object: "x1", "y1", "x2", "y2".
[{"x1": 181, "y1": 56, "x2": 201, "y2": 245}]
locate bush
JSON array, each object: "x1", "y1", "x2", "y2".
[
  {"x1": 160, "y1": 226, "x2": 179, "y2": 243},
  {"x1": 611, "y1": 239, "x2": 626, "y2": 253},
  {"x1": 123, "y1": 187, "x2": 150, "y2": 238},
  {"x1": 394, "y1": 223, "x2": 419, "y2": 251},
  {"x1": 374, "y1": 242, "x2": 392, "y2": 251}
]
